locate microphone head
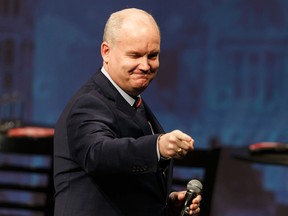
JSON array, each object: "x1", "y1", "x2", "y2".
[{"x1": 187, "y1": 179, "x2": 202, "y2": 193}]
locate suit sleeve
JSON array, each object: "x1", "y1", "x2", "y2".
[{"x1": 66, "y1": 93, "x2": 161, "y2": 177}]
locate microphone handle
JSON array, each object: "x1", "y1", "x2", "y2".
[{"x1": 180, "y1": 190, "x2": 197, "y2": 216}]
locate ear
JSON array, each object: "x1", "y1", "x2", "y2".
[{"x1": 101, "y1": 42, "x2": 110, "y2": 63}]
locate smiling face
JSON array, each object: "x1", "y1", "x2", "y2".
[{"x1": 101, "y1": 9, "x2": 160, "y2": 96}]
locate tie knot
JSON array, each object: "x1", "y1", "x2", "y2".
[{"x1": 134, "y1": 97, "x2": 142, "y2": 109}]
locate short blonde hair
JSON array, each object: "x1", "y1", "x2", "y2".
[{"x1": 103, "y1": 8, "x2": 160, "y2": 46}]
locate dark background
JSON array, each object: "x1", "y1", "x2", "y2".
[{"x1": 1, "y1": 0, "x2": 288, "y2": 215}]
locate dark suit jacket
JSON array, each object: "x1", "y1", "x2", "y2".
[{"x1": 54, "y1": 69, "x2": 173, "y2": 216}]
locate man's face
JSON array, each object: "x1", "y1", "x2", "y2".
[{"x1": 102, "y1": 22, "x2": 160, "y2": 96}]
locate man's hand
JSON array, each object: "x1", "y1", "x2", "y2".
[
  {"x1": 158, "y1": 130, "x2": 194, "y2": 159},
  {"x1": 169, "y1": 191, "x2": 201, "y2": 215}
]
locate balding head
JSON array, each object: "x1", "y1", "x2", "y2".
[{"x1": 103, "y1": 8, "x2": 160, "y2": 46}]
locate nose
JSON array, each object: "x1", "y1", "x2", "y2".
[{"x1": 139, "y1": 57, "x2": 150, "y2": 72}]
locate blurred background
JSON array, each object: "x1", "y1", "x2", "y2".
[{"x1": 1, "y1": 0, "x2": 288, "y2": 215}]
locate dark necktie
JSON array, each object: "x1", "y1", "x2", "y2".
[
  {"x1": 133, "y1": 97, "x2": 152, "y2": 134},
  {"x1": 134, "y1": 97, "x2": 146, "y2": 117},
  {"x1": 134, "y1": 96, "x2": 142, "y2": 110}
]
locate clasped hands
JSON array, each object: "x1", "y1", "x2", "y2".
[{"x1": 158, "y1": 130, "x2": 194, "y2": 159}]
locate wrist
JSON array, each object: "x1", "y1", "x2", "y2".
[{"x1": 157, "y1": 134, "x2": 171, "y2": 160}]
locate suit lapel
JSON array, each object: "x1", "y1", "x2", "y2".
[
  {"x1": 143, "y1": 101, "x2": 165, "y2": 134},
  {"x1": 92, "y1": 70, "x2": 155, "y2": 135}
]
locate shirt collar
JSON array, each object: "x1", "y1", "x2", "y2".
[{"x1": 101, "y1": 67, "x2": 137, "y2": 106}]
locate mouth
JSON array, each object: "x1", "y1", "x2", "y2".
[{"x1": 132, "y1": 72, "x2": 149, "y2": 79}]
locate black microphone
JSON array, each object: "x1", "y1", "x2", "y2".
[{"x1": 180, "y1": 179, "x2": 203, "y2": 216}]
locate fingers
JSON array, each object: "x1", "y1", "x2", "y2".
[
  {"x1": 169, "y1": 191, "x2": 186, "y2": 202},
  {"x1": 189, "y1": 203, "x2": 200, "y2": 215},
  {"x1": 189, "y1": 194, "x2": 201, "y2": 215},
  {"x1": 158, "y1": 130, "x2": 195, "y2": 159},
  {"x1": 172, "y1": 192, "x2": 201, "y2": 215},
  {"x1": 173, "y1": 130, "x2": 194, "y2": 151},
  {"x1": 177, "y1": 191, "x2": 186, "y2": 200},
  {"x1": 189, "y1": 205, "x2": 200, "y2": 215},
  {"x1": 173, "y1": 129, "x2": 193, "y2": 143},
  {"x1": 176, "y1": 147, "x2": 189, "y2": 159}
]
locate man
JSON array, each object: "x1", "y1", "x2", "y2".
[{"x1": 54, "y1": 8, "x2": 201, "y2": 216}]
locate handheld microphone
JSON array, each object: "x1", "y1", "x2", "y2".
[{"x1": 180, "y1": 179, "x2": 203, "y2": 216}]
